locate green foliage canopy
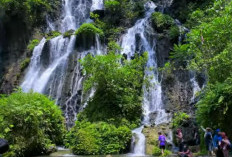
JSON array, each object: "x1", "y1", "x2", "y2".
[
  {"x1": 80, "y1": 51, "x2": 148, "y2": 124},
  {"x1": 0, "y1": 0, "x2": 60, "y2": 25},
  {"x1": 0, "y1": 90, "x2": 66, "y2": 157},
  {"x1": 65, "y1": 120, "x2": 131, "y2": 155}
]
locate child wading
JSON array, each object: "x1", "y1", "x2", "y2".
[{"x1": 158, "y1": 132, "x2": 166, "y2": 156}]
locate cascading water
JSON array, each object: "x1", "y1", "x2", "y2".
[
  {"x1": 21, "y1": 0, "x2": 104, "y2": 127},
  {"x1": 91, "y1": 0, "x2": 104, "y2": 11},
  {"x1": 120, "y1": 1, "x2": 171, "y2": 155},
  {"x1": 190, "y1": 75, "x2": 201, "y2": 103},
  {"x1": 131, "y1": 126, "x2": 146, "y2": 155}
]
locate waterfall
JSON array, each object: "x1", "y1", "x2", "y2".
[
  {"x1": 91, "y1": 0, "x2": 104, "y2": 11},
  {"x1": 21, "y1": 0, "x2": 104, "y2": 127},
  {"x1": 120, "y1": 1, "x2": 171, "y2": 155},
  {"x1": 131, "y1": 126, "x2": 146, "y2": 155},
  {"x1": 190, "y1": 75, "x2": 201, "y2": 103}
]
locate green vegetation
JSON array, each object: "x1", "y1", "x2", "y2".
[
  {"x1": 168, "y1": 25, "x2": 180, "y2": 42},
  {"x1": 152, "y1": 146, "x2": 172, "y2": 156},
  {"x1": 0, "y1": 90, "x2": 66, "y2": 157},
  {"x1": 45, "y1": 31, "x2": 62, "y2": 40},
  {"x1": 65, "y1": 120, "x2": 131, "y2": 155},
  {"x1": 151, "y1": 12, "x2": 180, "y2": 42},
  {"x1": 151, "y1": 12, "x2": 174, "y2": 32},
  {"x1": 27, "y1": 39, "x2": 40, "y2": 51},
  {"x1": 63, "y1": 30, "x2": 74, "y2": 38},
  {"x1": 0, "y1": 0, "x2": 60, "y2": 26},
  {"x1": 91, "y1": 0, "x2": 146, "y2": 40},
  {"x1": 197, "y1": 78, "x2": 232, "y2": 138},
  {"x1": 79, "y1": 50, "x2": 147, "y2": 123},
  {"x1": 171, "y1": 0, "x2": 232, "y2": 139},
  {"x1": 172, "y1": 112, "x2": 190, "y2": 128},
  {"x1": 66, "y1": 43, "x2": 148, "y2": 155},
  {"x1": 168, "y1": 0, "x2": 214, "y2": 24},
  {"x1": 104, "y1": 0, "x2": 145, "y2": 26},
  {"x1": 20, "y1": 58, "x2": 31, "y2": 72},
  {"x1": 75, "y1": 23, "x2": 104, "y2": 37}
]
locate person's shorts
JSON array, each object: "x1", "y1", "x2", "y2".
[{"x1": 160, "y1": 145, "x2": 165, "y2": 149}]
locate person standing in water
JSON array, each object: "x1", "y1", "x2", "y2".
[{"x1": 158, "y1": 132, "x2": 166, "y2": 156}]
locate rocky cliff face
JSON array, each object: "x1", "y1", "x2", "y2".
[{"x1": 0, "y1": 14, "x2": 32, "y2": 94}]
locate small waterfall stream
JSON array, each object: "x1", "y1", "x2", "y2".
[
  {"x1": 91, "y1": 0, "x2": 104, "y2": 11},
  {"x1": 120, "y1": 1, "x2": 171, "y2": 155}
]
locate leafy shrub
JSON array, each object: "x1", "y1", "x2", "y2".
[
  {"x1": 197, "y1": 77, "x2": 232, "y2": 139},
  {"x1": 172, "y1": 112, "x2": 190, "y2": 128},
  {"x1": 105, "y1": 0, "x2": 120, "y2": 11},
  {"x1": 20, "y1": 58, "x2": 31, "y2": 72},
  {"x1": 80, "y1": 50, "x2": 148, "y2": 124},
  {"x1": 151, "y1": 12, "x2": 174, "y2": 32},
  {"x1": 27, "y1": 39, "x2": 40, "y2": 51},
  {"x1": 0, "y1": 90, "x2": 66, "y2": 157},
  {"x1": 104, "y1": 0, "x2": 144, "y2": 26},
  {"x1": 90, "y1": 0, "x2": 145, "y2": 40},
  {"x1": 75, "y1": 23, "x2": 104, "y2": 37},
  {"x1": 65, "y1": 120, "x2": 132, "y2": 155},
  {"x1": 0, "y1": 0, "x2": 61, "y2": 26},
  {"x1": 168, "y1": 25, "x2": 180, "y2": 41},
  {"x1": 152, "y1": 146, "x2": 172, "y2": 156}
]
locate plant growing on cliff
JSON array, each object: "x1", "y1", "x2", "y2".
[
  {"x1": 80, "y1": 49, "x2": 148, "y2": 124},
  {"x1": 45, "y1": 31, "x2": 62, "y2": 40},
  {"x1": 63, "y1": 30, "x2": 74, "y2": 38},
  {"x1": 0, "y1": 89, "x2": 66, "y2": 157},
  {"x1": 20, "y1": 58, "x2": 31, "y2": 72},
  {"x1": 172, "y1": 112, "x2": 190, "y2": 128},
  {"x1": 75, "y1": 23, "x2": 104, "y2": 37},
  {"x1": 151, "y1": 12, "x2": 174, "y2": 32},
  {"x1": 0, "y1": 0, "x2": 61, "y2": 26},
  {"x1": 27, "y1": 39, "x2": 40, "y2": 51}
]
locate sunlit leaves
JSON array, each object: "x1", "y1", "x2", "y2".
[{"x1": 79, "y1": 46, "x2": 147, "y2": 123}]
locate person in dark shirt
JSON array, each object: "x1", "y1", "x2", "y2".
[
  {"x1": 176, "y1": 128, "x2": 184, "y2": 152},
  {"x1": 201, "y1": 127, "x2": 213, "y2": 156},
  {"x1": 178, "y1": 145, "x2": 193, "y2": 157}
]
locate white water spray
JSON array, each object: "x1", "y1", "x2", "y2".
[
  {"x1": 120, "y1": 1, "x2": 171, "y2": 155},
  {"x1": 21, "y1": 0, "x2": 104, "y2": 127}
]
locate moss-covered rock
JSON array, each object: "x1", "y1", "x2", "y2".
[
  {"x1": 75, "y1": 23, "x2": 104, "y2": 51},
  {"x1": 20, "y1": 58, "x2": 30, "y2": 72},
  {"x1": 63, "y1": 29, "x2": 74, "y2": 38},
  {"x1": 27, "y1": 39, "x2": 40, "y2": 51},
  {"x1": 75, "y1": 23, "x2": 104, "y2": 37},
  {"x1": 45, "y1": 31, "x2": 62, "y2": 40}
]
